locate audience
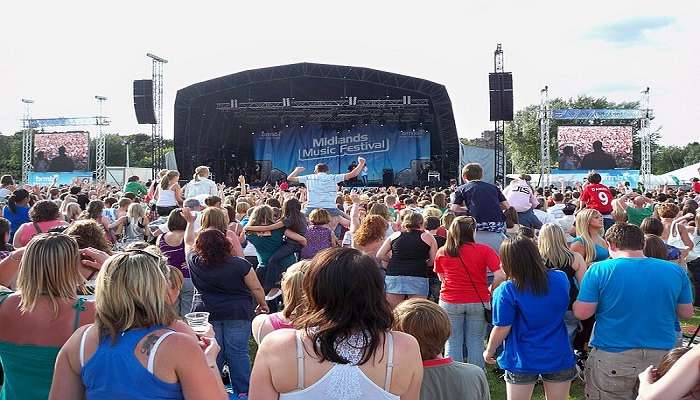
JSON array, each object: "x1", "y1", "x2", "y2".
[{"x1": 0, "y1": 163, "x2": 697, "y2": 399}]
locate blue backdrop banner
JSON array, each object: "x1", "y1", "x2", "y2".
[
  {"x1": 254, "y1": 123, "x2": 430, "y2": 180},
  {"x1": 549, "y1": 169, "x2": 640, "y2": 186},
  {"x1": 27, "y1": 171, "x2": 93, "y2": 186}
]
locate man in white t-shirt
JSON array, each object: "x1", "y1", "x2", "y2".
[{"x1": 287, "y1": 156, "x2": 366, "y2": 216}]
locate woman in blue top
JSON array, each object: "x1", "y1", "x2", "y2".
[
  {"x1": 570, "y1": 209, "x2": 610, "y2": 265},
  {"x1": 50, "y1": 247, "x2": 228, "y2": 400},
  {"x1": 2, "y1": 189, "x2": 31, "y2": 241},
  {"x1": 484, "y1": 235, "x2": 575, "y2": 400}
]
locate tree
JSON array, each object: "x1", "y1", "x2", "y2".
[
  {"x1": 0, "y1": 133, "x2": 23, "y2": 178},
  {"x1": 504, "y1": 95, "x2": 656, "y2": 173}
]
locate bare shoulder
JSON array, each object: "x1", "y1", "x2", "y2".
[
  {"x1": 156, "y1": 330, "x2": 201, "y2": 357},
  {"x1": 259, "y1": 328, "x2": 297, "y2": 351},
  {"x1": 388, "y1": 330, "x2": 420, "y2": 353}
]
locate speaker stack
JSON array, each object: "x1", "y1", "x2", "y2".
[
  {"x1": 133, "y1": 80, "x2": 157, "y2": 124},
  {"x1": 489, "y1": 72, "x2": 514, "y2": 122}
]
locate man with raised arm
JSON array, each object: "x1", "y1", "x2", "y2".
[{"x1": 287, "y1": 156, "x2": 366, "y2": 217}]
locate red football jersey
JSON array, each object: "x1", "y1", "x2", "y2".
[{"x1": 580, "y1": 183, "x2": 614, "y2": 214}]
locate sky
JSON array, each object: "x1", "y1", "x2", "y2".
[{"x1": 1, "y1": 0, "x2": 698, "y2": 147}]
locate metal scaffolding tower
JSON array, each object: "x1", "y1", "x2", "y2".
[
  {"x1": 639, "y1": 87, "x2": 652, "y2": 188},
  {"x1": 147, "y1": 53, "x2": 168, "y2": 179},
  {"x1": 539, "y1": 86, "x2": 551, "y2": 187},
  {"x1": 95, "y1": 96, "x2": 108, "y2": 182},
  {"x1": 21, "y1": 99, "x2": 34, "y2": 183},
  {"x1": 493, "y1": 44, "x2": 506, "y2": 187}
]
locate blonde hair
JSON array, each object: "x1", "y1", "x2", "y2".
[
  {"x1": 160, "y1": 170, "x2": 180, "y2": 190},
  {"x1": 95, "y1": 249, "x2": 175, "y2": 342},
  {"x1": 127, "y1": 202, "x2": 145, "y2": 219},
  {"x1": 64, "y1": 202, "x2": 82, "y2": 222},
  {"x1": 575, "y1": 209, "x2": 603, "y2": 264},
  {"x1": 60, "y1": 196, "x2": 78, "y2": 213},
  {"x1": 422, "y1": 206, "x2": 442, "y2": 220},
  {"x1": 281, "y1": 260, "x2": 310, "y2": 321},
  {"x1": 611, "y1": 199, "x2": 628, "y2": 223},
  {"x1": 250, "y1": 205, "x2": 275, "y2": 227},
  {"x1": 538, "y1": 223, "x2": 575, "y2": 268},
  {"x1": 309, "y1": 208, "x2": 331, "y2": 225},
  {"x1": 236, "y1": 201, "x2": 250, "y2": 216},
  {"x1": 401, "y1": 211, "x2": 424, "y2": 230},
  {"x1": 17, "y1": 233, "x2": 83, "y2": 317},
  {"x1": 201, "y1": 207, "x2": 229, "y2": 233},
  {"x1": 194, "y1": 166, "x2": 209, "y2": 182}
]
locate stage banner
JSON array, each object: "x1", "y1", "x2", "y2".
[
  {"x1": 551, "y1": 109, "x2": 643, "y2": 120},
  {"x1": 459, "y1": 144, "x2": 495, "y2": 184},
  {"x1": 27, "y1": 171, "x2": 93, "y2": 186},
  {"x1": 550, "y1": 169, "x2": 640, "y2": 187},
  {"x1": 254, "y1": 123, "x2": 430, "y2": 180}
]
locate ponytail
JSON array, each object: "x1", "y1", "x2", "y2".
[
  {"x1": 7, "y1": 195, "x2": 16, "y2": 213},
  {"x1": 193, "y1": 172, "x2": 200, "y2": 182}
]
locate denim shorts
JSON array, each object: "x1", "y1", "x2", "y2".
[
  {"x1": 385, "y1": 275, "x2": 429, "y2": 296},
  {"x1": 504, "y1": 367, "x2": 577, "y2": 385}
]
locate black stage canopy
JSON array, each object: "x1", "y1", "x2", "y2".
[{"x1": 174, "y1": 62, "x2": 460, "y2": 183}]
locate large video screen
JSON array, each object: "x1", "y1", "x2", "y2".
[
  {"x1": 33, "y1": 131, "x2": 89, "y2": 172},
  {"x1": 557, "y1": 126, "x2": 633, "y2": 170}
]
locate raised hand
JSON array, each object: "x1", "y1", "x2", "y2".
[{"x1": 181, "y1": 207, "x2": 196, "y2": 224}]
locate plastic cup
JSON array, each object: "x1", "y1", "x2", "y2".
[{"x1": 184, "y1": 312, "x2": 210, "y2": 335}]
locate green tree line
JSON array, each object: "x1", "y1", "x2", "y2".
[{"x1": 0, "y1": 132, "x2": 174, "y2": 179}]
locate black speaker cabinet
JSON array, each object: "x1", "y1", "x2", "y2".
[{"x1": 133, "y1": 80, "x2": 157, "y2": 124}]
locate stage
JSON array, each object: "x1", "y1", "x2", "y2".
[{"x1": 173, "y1": 63, "x2": 460, "y2": 186}]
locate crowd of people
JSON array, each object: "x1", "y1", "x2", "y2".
[{"x1": 0, "y1": 159, "x2": 699, "y2": 400}]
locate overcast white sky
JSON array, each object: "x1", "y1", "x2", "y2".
[{"x1": 1, "y1": 0, "x2": 698, "y2": 146}]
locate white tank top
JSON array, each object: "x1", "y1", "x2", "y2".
[
  {"x1": 156, "y1": 186, "x2": 178, "y2": 207},
  {"x1": 279, "y1": 331, "x2": 398, "y2": 400}
]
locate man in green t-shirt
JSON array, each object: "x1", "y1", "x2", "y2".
[
  {"x1": 123, "y1": 175, "x2": 148, "y2": 198},
  {"x1": 625, "y1": 193, "x2": 654, "y2": 226}
]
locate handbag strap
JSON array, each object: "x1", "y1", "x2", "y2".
[{"x1": 456, "y1": 252, "x2": 487, "y2": 309}]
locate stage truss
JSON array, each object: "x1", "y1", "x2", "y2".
[
  {"x1": 538, "y1": 88, "x2": 653, "y2": 188},
  {"x1": 148, "y1": 53, "x2": 167, "y2": 179},
  {"x1": 493, "y1": 44, "x2": 507, "y2": 188},
  {"x1": 216, "y1": 98, "x2": 432, "y2": 126}
]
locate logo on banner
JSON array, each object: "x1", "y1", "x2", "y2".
[
  {"x1": 298, "y1": 134, "x2": 389, "y2": 161},
  {"x1": 260, "y1": 131, "x2": 281, "y2": 138},
  {"x1": 399, "y1": 130, "x2": 426, "y2": 138}
]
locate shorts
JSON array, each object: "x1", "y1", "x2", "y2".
[
  {"x1": 303, "y1": 207, "x2": 343, "y2": 217},
  {"x1": 504, "y1": 367, "x2": 577, "y2": 385},
  {"x1": 385, "y1": 275, "x2": 429, "y2": 296}
]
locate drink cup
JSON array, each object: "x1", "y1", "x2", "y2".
[{"x1": 184, "y1": 312, "x2": 210, "y2": 335}]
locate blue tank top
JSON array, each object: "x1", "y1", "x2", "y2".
[
  {"x1": 572, "y1": 237, "x2": 610, "y2": 262},
  {"x1": 81, "y1": 326, "x2": 183, "y2": 400}
]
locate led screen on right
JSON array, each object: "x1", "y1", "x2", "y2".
[{"x1": 557, "y1": 126, "x2": 633, "y2": 170}]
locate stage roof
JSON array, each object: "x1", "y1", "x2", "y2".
[{"x1": 173, "y1": 62, "x2": 460, "y2": 179}]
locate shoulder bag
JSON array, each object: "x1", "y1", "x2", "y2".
[{"x1": 457, "y1": 253, "x2": 492, "y2": 324}]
